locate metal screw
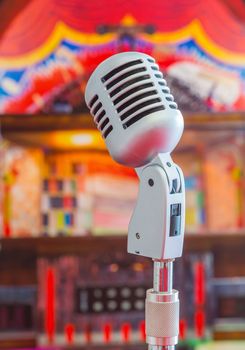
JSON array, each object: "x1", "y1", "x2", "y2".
[
  {"x1": 136, "y1": 233, "x2": 141, "y2": 239},
  {"x1": 148, "y1": 178, "x2": 154, "y2": 186},
  {"x1": 167, "y1": 162, "x2": 171, "y2": 167}
]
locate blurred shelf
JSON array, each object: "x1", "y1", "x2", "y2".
[
  {"x1": 0, "y1": 114, "x2": 94, "y2": 133},
  {"x1": 0, "y1": 235, "x2": 126, "y2": 256},
  {"x1": 1, "y1": 112, "x2": 245, "y2": 133},
  {"x1": 35, "y1": 345, "x2": 190, "y2": 350},
  {"x1": 0, "y1": 232, "x2": 245, "y2": 283},
  {"x1": 0, "y1": 232, "x2": 245, "y2": 256},
  {"x1": 0, "y1": 331, "x2": 36, "y2": 348},
  {"x1": 184, "y1": 112, "x2": 245, "y2": 131},
  {"x1": 214, "y1": 330, "x2": 245, "y2": 341},
  {"x1": 1, "y1": 112, "x2": 244, "y2": 153},
  {"x1": 59, "y1": 346, "x2": 145, "y2": 350},
  {"x1": 0, "y1": 344, "x2": 192, "y2": 350}
]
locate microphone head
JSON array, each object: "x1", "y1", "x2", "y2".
[{"x1": 85, "y1": 52, "x2": 184, "y2": 168}]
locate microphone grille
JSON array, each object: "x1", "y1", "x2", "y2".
[
  {"x1": 85, "y1": 52, "x2": 183, "y2": 167},
  {"x1": 101, "y1": 56, "x2": 178, "y2": 130},
  {"x1": 86, "y1": 52, "x2": 179, "y2": 138}
]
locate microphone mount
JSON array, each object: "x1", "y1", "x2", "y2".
[{"x1": 128, "y1": 153, "x2": 185, "y2": 260}]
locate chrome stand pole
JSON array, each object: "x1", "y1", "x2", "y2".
[{"x1": 148, "y1": 259, "x2": 175, "y2": 350}]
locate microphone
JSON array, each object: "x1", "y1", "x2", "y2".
[
  {"x1": 85, "y1": 51, "x2": 184, "y2": 168},
  {"x1": 85, "y1": 52, "x2": 185, "y2": 350}
]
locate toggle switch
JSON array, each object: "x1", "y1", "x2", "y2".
[{"x1": 169, "y1": 203, "x2": 181, "y2": 237}]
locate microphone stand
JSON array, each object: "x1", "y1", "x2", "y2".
[{"x1": 127, "y1": 153, "x2": 185, "y2": 350}]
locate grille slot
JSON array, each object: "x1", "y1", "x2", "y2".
[
  {"x1": 169, "y1": 103, "x2": 178, "y2": 109},
  {"x1": 89, "y1": 94, "x2": 98, "y2": 108},
  {"x1": 106, "y1": 67, "x2": 147, "y2": 90},
  {"x1": 109, "y1": 74, "x2": 151, "y2": 98},
  {"x1": 95, "y1": 109, "x2": 106, "y2": 123},
  {"x1": 117, "y1": 90, "x2": 158, "y2": 113},
  {"x1": 101, "y1": 59, "x2": 143, "y2": 82},
  {"x1": 120, "y1": 98, "x2": 162, "y2": 121},
  {"x1": 123, "y1": 106, "x2": 165, "y2": 128},
  {"x1": 100, "y1": 117, "x2": 110, "y2": 131},
  {"x1": 103, "y1": 125, "x2": 113, "y2": 138},
  {"x1": 113, "y1": 82, "x2": 154, "y2": 105},
  {"x1": 151, "y1": 66, "x2": 158, "y2": 71},
  {"x1": 166, "y1": 96, "x2": 174, "y2": 101},
  {"x1": 158, "y1": 81, "x2": 166, "y2": 86},
  {"x1": 147, "y1": 58, "x2": 155, "y2": 63},
  {"x1": 162, "y1": 87, "x2": 170, "y2": 93},
  {"x1": 92, "y1": 102, "x2": 102, "y2": 115},
  {"x1": 155, "y1": 73, "x2": 163, "y2": 79}
]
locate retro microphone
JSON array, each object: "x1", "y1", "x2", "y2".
[{"x1": 85, "y1": 52, "x2": 185, "y2": 350}]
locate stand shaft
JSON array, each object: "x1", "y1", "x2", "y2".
[
  {"x1": 148, "y1": 260, "x2": 175, "y2": 350},
  {"x1": 149, "y1": 346, "x2": 175, "y2": 350}
]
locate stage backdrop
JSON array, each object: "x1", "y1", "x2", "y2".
[{"x1": 0, "y1": 0, "x2": 245, "y2": 114}]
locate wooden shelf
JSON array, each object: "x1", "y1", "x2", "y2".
[
  {"x1": 0, "y1": 232, "x2": 245, "y2": 256},
  {"x1": 1, "y1": 112, "x2": 245, "y2": 133},
  {"x1": 0, "y1": 114, "x2": 94, "y2": 132},
  {"x1": 1, "y1": 112, "x2": 244, "y2": 153},
  {"x1": 0, "y1": 333, "x2": 36, "y2": 348},
  {"x1": 0, "y1": 343, "x2": 190, "y2": 350},
  {"x1": 0, "y1": 235, "x2": 127, "y2": 256},
  {"x1": 0, "y1": 233, "x2": 245, "y2": 283}
]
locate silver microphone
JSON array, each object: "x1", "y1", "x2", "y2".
[
  {"x1": 85, "y1": 51, "x2": 184, "y2": 168},
  {"x1": 85, "y1": 52, "x2": 185, "y2": 350}
]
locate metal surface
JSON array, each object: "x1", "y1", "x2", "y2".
[
  {"x1": 147, "y1": 260, "x2": 176, "y2": 350},
  {"x1": 153, "y1": 259, "x2": 174, "y2": 293},
  {"x1": 149, "y1": 346, "x2": 175, "y2": 350}
]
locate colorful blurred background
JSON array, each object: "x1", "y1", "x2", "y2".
[{"x1": 0, "y1": 0, "x2": 245, "y2": 349}]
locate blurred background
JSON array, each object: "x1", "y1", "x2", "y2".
[{"x1": 0, "y1": 0, "x2": 245, "y2": 349}]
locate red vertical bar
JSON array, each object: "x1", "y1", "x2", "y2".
[
  {"x1": 194, "y1": 262, "x2": 205, "y2": 306},
  {"x1": 65, "y1": 323, "x2": 75, "y2": 344},
  {"x1": 103, "y1": 323, "x2": 112, "y2": 343},
  {"x1": 194, "y1": 261, "x2": 206, "y2": 339},
  {"x1": 139, "y1": 320, "x2": 146, "y2": 342},
  {"x1": 84, "y1": 324, "x2": 92, "y2": 343},
  {"x1": 45, "y1": 267, "x2": 55, "y2": 343},
  {"x1": 3, "y1": 222, "x2": 10, "y2": 238},
  {"x1": 121, "y1": 323, "x2": 131, "y2": 343},
  {"x1": 194, "y1": 310, "x2": 205, "y2": 338},
  {"x1": 179, "y1": 319, "x2": 187, "y2": 340},
  {"x1": 3, "y1": 184, "x2": 11, "y2": 238}
]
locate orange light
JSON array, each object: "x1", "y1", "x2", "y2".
[
  {"x1": 71, "y1": 133, "x2": 93, "y2": 145},
  {"x1": 50, "y1": 130, "x2": 106, "y2": 150},
  {"x1": 132, "y1": 262, "x2": 144, "y2": 272},
  {"x1": 5, "y1": 129, "x2": 107, "y2": 151},
  {"x1": 109, "y1": 263, "x2": 119, "y2": 272}
]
